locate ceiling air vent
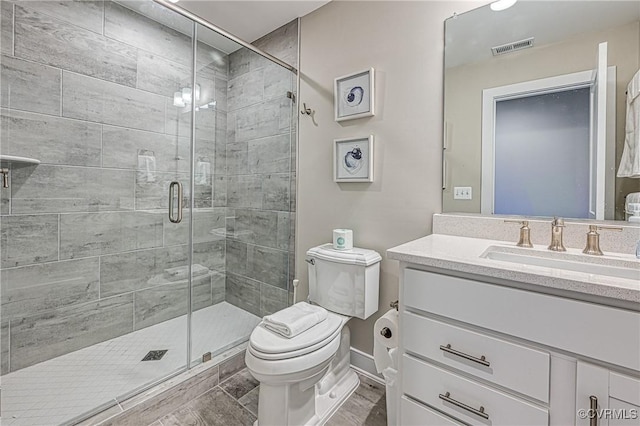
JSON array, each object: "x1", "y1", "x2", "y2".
[{"x1": 491, "y1": 37, "x2": 534, "y2": 56}]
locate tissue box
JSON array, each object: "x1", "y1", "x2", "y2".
[{"x1": 333, "y1": 229, "x2": 353, "y2": 250}]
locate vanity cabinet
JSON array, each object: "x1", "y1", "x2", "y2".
[
  {"x1": 397, "y1": 267, "x2": 640, "y2": 426},
  {"x1": 576, "y1": 362, "x2": 640, "y2": 426}
]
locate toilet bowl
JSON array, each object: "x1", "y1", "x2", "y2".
[
  {"x1": 245, "y1": 310, "x2": 358, "y2": 426},
  {"x1": 246, "y1": 244, "x2": 382, "y2": 426}
]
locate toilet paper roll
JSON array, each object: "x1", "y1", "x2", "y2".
[
  {"x1": 373, "y1": 309, "x2": 399, "y2": 373},
  {"x1": 333, "y1": 229, "x2": 353, "y2": 250}
]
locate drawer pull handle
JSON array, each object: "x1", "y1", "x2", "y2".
[
  {"x1": 439, "y1": 391, "x2": 489, "y2": 420},
  {"x1": 589, "y1": 395, "x2": 598, "y2": 426},
  {"x1": 439, "y1": 344, "x2": 490, "y2": 367}
]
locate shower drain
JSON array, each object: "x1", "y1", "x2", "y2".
[{"x1": 141, "y1": 350, "x2": 168, "y2": 361}]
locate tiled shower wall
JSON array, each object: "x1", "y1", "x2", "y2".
[
  {"x1": 224, "y1": 20, "x2": 298, "y2": 318},
  {"x1": 0, "y1": 1, "x2": 230, "y2": 374}
]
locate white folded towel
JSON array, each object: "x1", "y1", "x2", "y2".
[{"x1": 262, "y1": 302, "x2": 328, "y2": 338}]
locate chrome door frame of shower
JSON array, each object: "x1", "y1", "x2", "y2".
[{"x1": 153, "y1": 0, "x2": 298, "y2": 74}]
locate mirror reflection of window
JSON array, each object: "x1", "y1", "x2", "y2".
[{"x1": 494, "y1": 89, "x2": 590, "y2": 218}]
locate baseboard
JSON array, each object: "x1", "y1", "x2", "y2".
[{"x1": 349, "y1": 347, "x2": 384, "y2": 384}]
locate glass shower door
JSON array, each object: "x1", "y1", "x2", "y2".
[
  {"x1": 0, "y1": 1, "x2": 195, "y2": 423},
  {"x1": 189, "y1": 22, "x2": 298, "y2": 366}
]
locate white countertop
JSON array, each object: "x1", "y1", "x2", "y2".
[{"x1": 387, "y1": 234, "x2": 640, "y2": 305}]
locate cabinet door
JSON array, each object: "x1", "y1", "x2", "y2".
[
  {"x1": 577, "y1": 362, "x2": 640, "y2": 426},
  {"x1": 609, "y1": 372, "x2": 640, "y2": 426},
  {"x1": 576, "y1": 362, "x2": 610, "y2": 426},
  {"x1": 609, "y1": 399, "x2": 640, "y2": 426}
]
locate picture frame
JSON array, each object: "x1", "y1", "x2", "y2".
[
  {"x1": 333, "y1": 135, "x2": 374, "y2": 183},
  {"x1": 334, "y1": 68, "x2": 375, "y2": 122}
]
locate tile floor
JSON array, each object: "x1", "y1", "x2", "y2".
[
  {"x1": 1, "y1": 302, "x2": 261, "y2": 426},
  {"x1": 149, "y1": 369, "x2": 387, "y2": 426}
]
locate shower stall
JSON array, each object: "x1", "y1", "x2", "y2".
[{"x1": 0, "y1": 0, "x2": 297, "y2": 423}]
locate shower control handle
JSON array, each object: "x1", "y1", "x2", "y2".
[{"x1": 168, "y1": 181, "x2": 183, "y2": 223}]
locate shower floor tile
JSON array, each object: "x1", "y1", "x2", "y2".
[{"x1": 1, "y1": 302, "x2": 260, "y2": 426}]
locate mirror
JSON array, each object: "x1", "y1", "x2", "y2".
[{"x1": 443, "y1": 1, "x2": 640, "y2": 221}]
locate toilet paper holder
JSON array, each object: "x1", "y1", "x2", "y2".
[{"x1": 379, "y1": 303, "x2": 398, "y2": 339}]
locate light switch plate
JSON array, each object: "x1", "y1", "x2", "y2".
[{"x1": 454, "y1": 186, "x2": 472, "y2": 200}]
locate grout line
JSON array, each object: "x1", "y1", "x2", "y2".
[
  {"x1": 217, "y1": 383, "x2": 241, "y2": 400},
  {"x1": 59, "y1": 69, "x2": 63, "y2": 116},
  {"x1": 134, "y1": 48, "x2": 140, "y2": 91},
  {"x1": 57, "y1": 214, "x2": 61, "y2": 261},
  {"x1": 7, "y1": 320, "x2": 10, "y2": 373},
  {"x1": 100, "y1": 125, "x2": 104, "y2": 168},
  {"x1": 11, "y1": 3, "x2": 15, "y2": 57},
  {"x1": 7, "y1": 173, "x2": 12, "y2": 215},
  {"x1": 97, "y1": 255, "x2": 101, "y2": 300},
  {"x1": 132, "y1": 291, "x2": 136, "y2": 331},
  {"x1": 102, "y1": 0, "x2": 106, "y2": 37},
  {"x1": 218, "y1": 383, "x2": 258, "y2": 419},
  {"x1": 0, "y1": 105, "x2": 183, "y2": 143}
]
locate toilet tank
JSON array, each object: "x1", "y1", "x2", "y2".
[{"x1": 306, "y1": 243, "x2": 381, "y2": 320}]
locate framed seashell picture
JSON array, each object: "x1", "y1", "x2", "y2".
[
  {"x1": 334, "y1": 68, "x2": 375, "y2": 122},
  {"x1": 334, "y1": 135, "x2": 374, "y2": 182}
]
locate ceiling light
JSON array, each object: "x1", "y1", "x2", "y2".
[
  {"x1": 167, "y1": 0, "x2": 179, "y2": 3},
  {"x1": 490, "y1": 0, "x2": 517, "y2": 11}
]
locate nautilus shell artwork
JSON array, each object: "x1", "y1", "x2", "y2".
[
  {"x1": 345, "y1": 86, "x2": 364, "y2": 107},
  {"x1": 334, "y1": 69, "x2": 374, "y2": 122},
  {"x1": 343, "y1": 147, "x2": 364, "y2": 174}
]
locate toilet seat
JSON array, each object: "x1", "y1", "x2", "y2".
[{"x1": 249, "y1": 310, "x2": 346, "y2": 361}]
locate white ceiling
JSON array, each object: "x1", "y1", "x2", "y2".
[
  {"x1": 179, "y1": 0, "x2": 329, "y2": 46},
  {"x1": 446, "y1": 1, "x2": 640, "y2": 69},
  {"x1": 117, "y1": 0, "x2": 328, "y2": 57}
]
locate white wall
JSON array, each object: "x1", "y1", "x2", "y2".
[{"x1": 297, "y1": 0, "x2": 482, "y2": 355}]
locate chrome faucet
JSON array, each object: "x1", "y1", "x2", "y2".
[
  {"x1": 582, "y1": 225, "x2": 622, "y2": 256},
  {"x1": 548, "y1": 217, "x2": 566, "y2": 252}
]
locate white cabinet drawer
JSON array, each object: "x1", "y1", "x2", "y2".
[
  {"x1": 403, "y1": 354, "x2": 549, "y2": 425},
  {"x1": 611, "y1": 372, "x2": 640, "y2": 407},
  {"x1": 610, "y1": 372, "x2": 640, "y2": 426},
  {"x1": 401, "y1": 396, "x2": 464, "y2": 425},
  {"x1": 403, "y1": 268, "x2": 640, "y2": 371},
  {"x1": 609, "y1": 398, "x2": 640, "y2": 426},
  {"x1": 403, "y1": 312, "x2": 550, "y2": 402}
]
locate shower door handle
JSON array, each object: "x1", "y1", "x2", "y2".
[{"x1": 168, "y1": 181, "x2": 183, "y2": 223}]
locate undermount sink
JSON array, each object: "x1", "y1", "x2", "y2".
[{"x1": 481, "y1": 246, "x2": 640, "y2": 281}]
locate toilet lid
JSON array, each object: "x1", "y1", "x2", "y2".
[{"x1": 249, "y1": 312, "x2": 345, "y2": 359}]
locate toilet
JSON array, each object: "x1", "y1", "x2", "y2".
[{"x1": 245, "y1": 243, "x2": 381, "y2": 426}]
